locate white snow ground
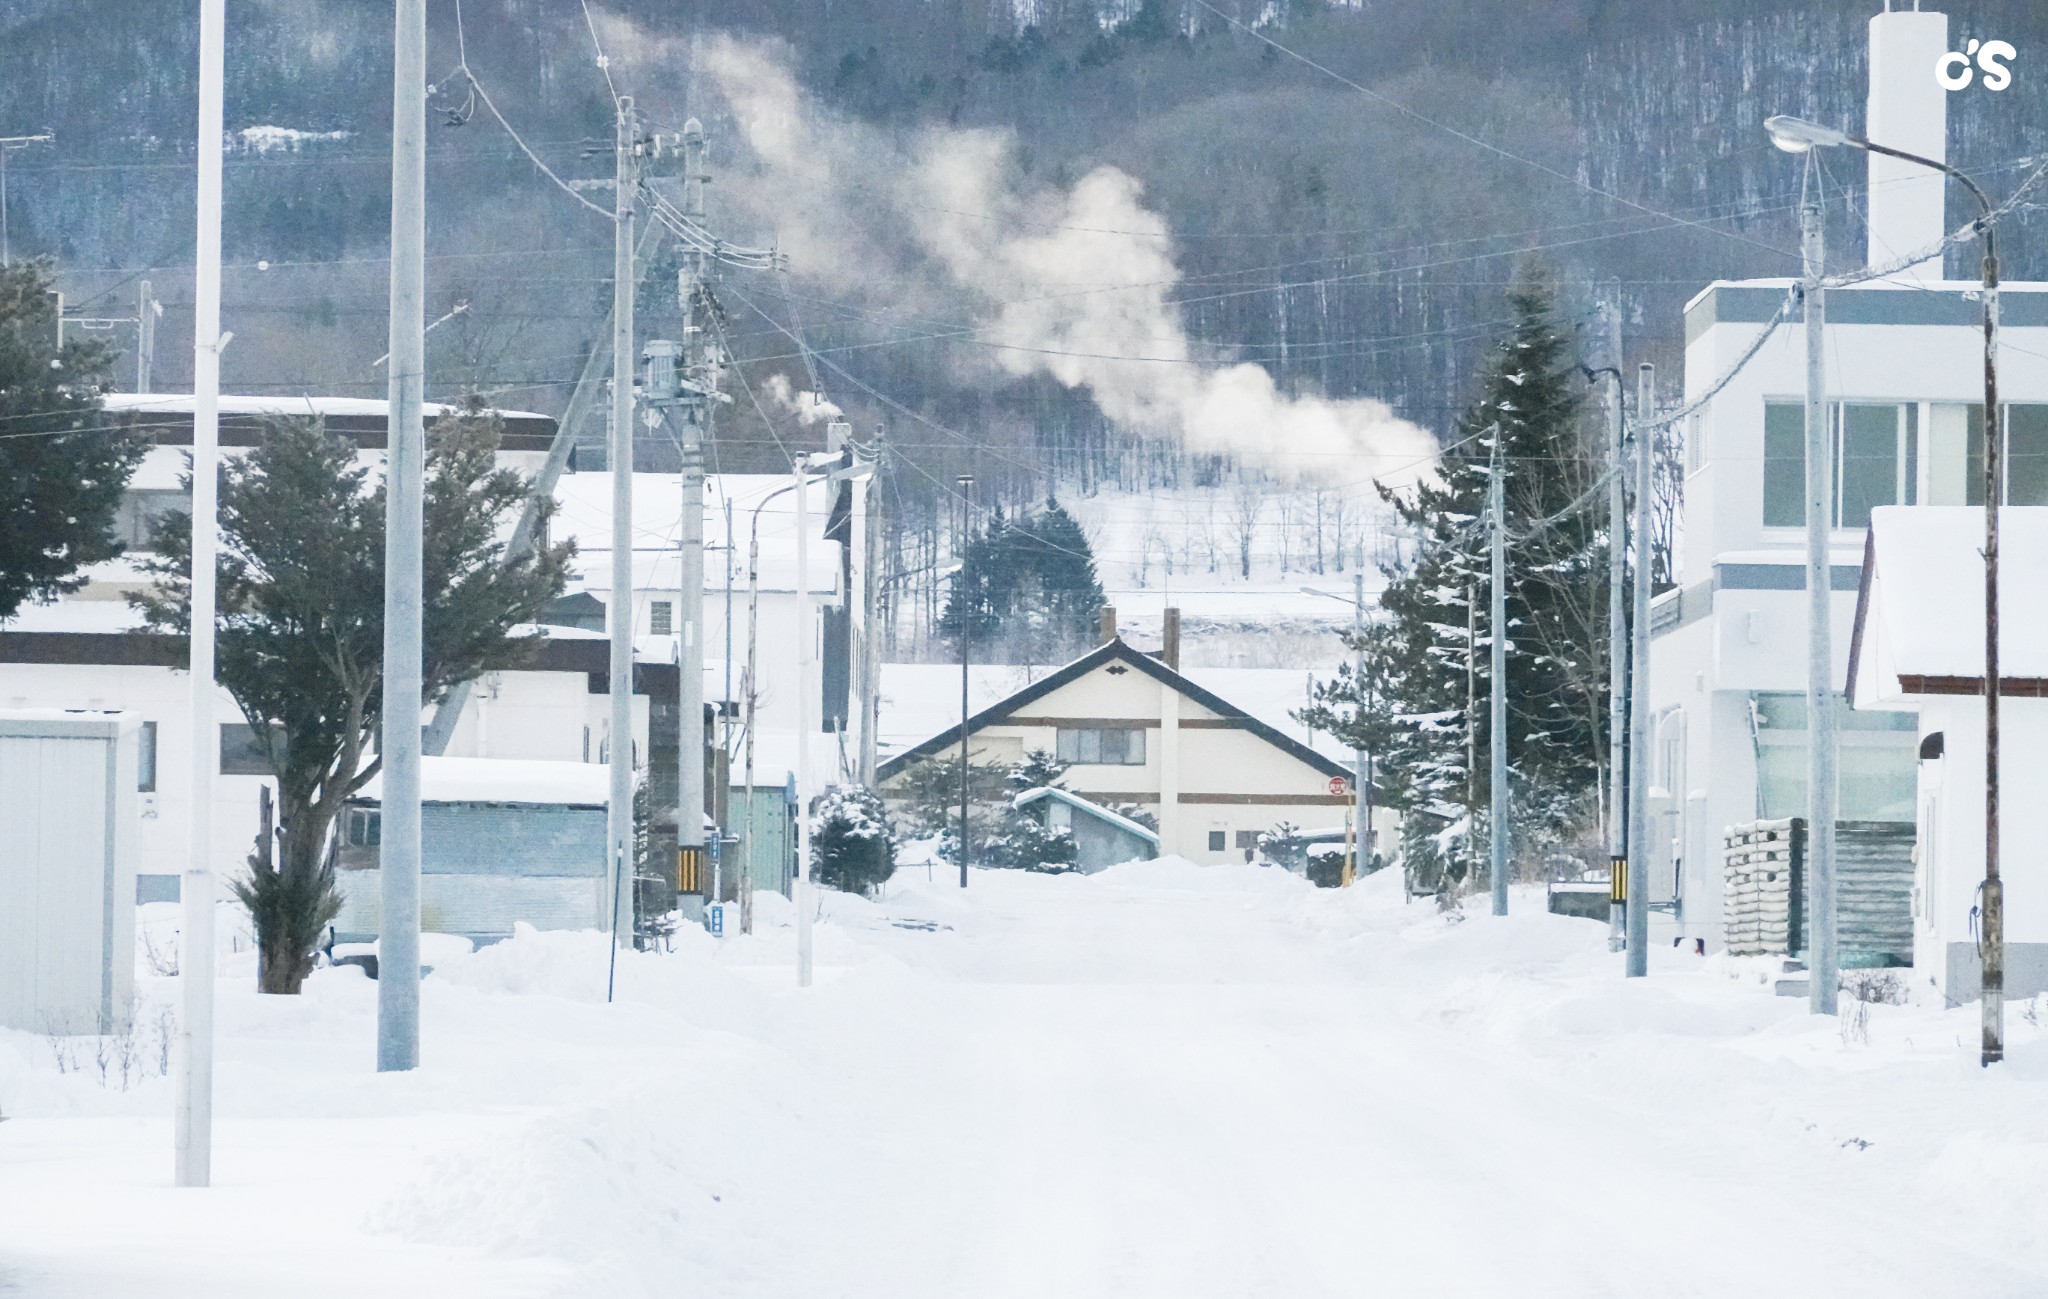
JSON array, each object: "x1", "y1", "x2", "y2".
[{"x1": 5, "y1": 862, "x2": 2048, "y2": 1297}]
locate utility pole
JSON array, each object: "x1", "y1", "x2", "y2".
[
  {"x1": 794, "y1": 456, "x2": 817, "y2": 986},
  {"x1": 175, "y1": 0, "x2": 223, "y2": 1190},
  {"x1": 1489, "y1": 436, "x2": 1509, "y2": 917},
  {"x1": 1799, "y1": 197, "x2": 1839, "y2": 1016},
  {"x1": 1466, "y1": 582, "x2": 1477, "y2": 889},
  {"x1": 957, "y1": 473, "x2": 975, "y2": 890},
  {"x1": 1604, "y1": 300, "x2": 1628, "y2": 953},
  {"x1": 0, "y1": 132, "x2": 52, "y2": 267},
  {"x1": 1352, "y1": 571, "x2": 1370, "y2": 877},
  {"x1": 673, "y1": 118, "x2": 710, "y2": 914},
  {"x1": 1980, "y1": 193, "x2": 2006, "y2": 1068},
  {"x1": 1625, "y1": 364, "x2": 1654, "y2": 977},
  {"x1": 420, "y1": 218, "x2": 665, "y2": 757},
  {"x1": 137, "y1": 280, "x2": 158, "y2": 393},
  {"x1": 377, "y1": 0, "x2": 427, "y2": 1074},
  {"x1": 607, "y1": 96, "x2": 640, "y2": 949},
  {"x1": 855, "y1": 427, "x2": 881, "y2": 789}
]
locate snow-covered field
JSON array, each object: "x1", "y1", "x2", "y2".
[{"x1": 5, "y1": 862, "x2": 2047, "y2": 1297}]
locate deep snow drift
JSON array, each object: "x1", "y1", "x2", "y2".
[{"x1": 4, "y1": 860, "x2": 2047, "y2": 1297}]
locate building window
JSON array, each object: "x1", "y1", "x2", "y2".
[
  {"x1": 218, "y1": 722, "x2": 279, "y2": 776},
  {"x1": 650, "y1": 601, "x2": 673, "y2": 636},
  {"x1": 1207, "y1": 830, "x2": 1226, "y2": 852},
  {"x1": 1055, "y1": 727, "x2": 1145, "y2": 765},
  {"x1": 1752, "y1": 691, "x2": 1916, "y2": 821},
  {"x1": 1762, "y1": 403, "x2": 1805, "y2": 527},
  {"x1": 138, "y1": 720, "x2": 157, "y2": 792},
  {"x1": 112, "y1": 488, "x2": 190, "y2": 552},
  {"x1": 1959, "y1": 404, "x2": 2048, "y2": 507},
  {"x1": 1763, "y1": 401, "x2": 1917, "y2": 528},
  {"x1": 1234, "y1": 829, "x2": 1260, "y2": 850},
  {"x1": 344, "y1": 808, "x2": 380, "y2": 847}
]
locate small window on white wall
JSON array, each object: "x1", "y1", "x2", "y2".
[
  {"x1": 1056, "y1": 727, "x2": 1145, "y2": 765},
  {"x1": 650, "y1": 601, "x2": 673, "y2": 636}
]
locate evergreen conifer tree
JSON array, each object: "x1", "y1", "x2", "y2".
[
  {"x1": 1302, "y1": 265, "x2": 1606, "y2": 887},
  {"x1": 0, "y1": 262, "x2": 145, "y2": 619}
]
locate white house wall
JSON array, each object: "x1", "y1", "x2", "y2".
[
  {"x1": 0, "y1": 659, "x2": 642, "y2": 890},
  {"x1": 897, "y1": 655, "x2": 1349, "y2": 864}
]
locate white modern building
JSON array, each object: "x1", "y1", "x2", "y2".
[{"x1": 1645, "y1": 8, "x2": 2048, "y2": 952}]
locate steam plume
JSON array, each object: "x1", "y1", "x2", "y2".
[{"x1": 702, "y1": 37, "x2": 1438, "y2": 485}]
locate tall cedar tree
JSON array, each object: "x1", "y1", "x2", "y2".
[
  {"x1": 0, "y1": 262, "x2": 145, "y2": 618},
  {"x1": 940, "y1": 498, "x2": 1106, "y2": 661},
  {"x1": 1302, "y1": 267, "x2": 1606, "y2": 885},
  {"x1": 134, "y1": 407, "x2": 572, "y2": 993}
]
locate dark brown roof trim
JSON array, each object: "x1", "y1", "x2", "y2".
[
  {"x1": 876, "y1": 637, "x2": 1353, "y2": 783},
  {"x1": 1896, "y1": 675, "x2": 2048, "y2": 697}
]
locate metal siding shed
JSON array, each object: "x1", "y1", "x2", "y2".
[{"x1": 0, "y1": 710, "x2": 139, "y2": 1032}]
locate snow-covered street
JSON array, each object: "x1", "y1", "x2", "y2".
[{"x1": 5, "y1": 861, "x2": 2047, "y2": 1297}]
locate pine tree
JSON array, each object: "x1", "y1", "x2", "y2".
[
  {"x1": 812, "y1": 785, "x2": 897, "y2": 894},
  {"x1": 0, "y1": 262, "x2": 146, "y2": 619},
  {"x1": 134, "y1": 405, "x2": 572, "y2": 993},
  {"x1": 938, "y1": 498, "x2": 1105, "y2": 662},
  {"x1": 1303, "y1": 265, "x2": 1606, "y2": 888}
]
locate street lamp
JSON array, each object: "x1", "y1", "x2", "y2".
[
  {"x1": 1302, "y1": 582, "x2": 1375, "y2": 880},
  {"x1": 1764, "y1": 113, "x2": 2006, "y2": 1064}
]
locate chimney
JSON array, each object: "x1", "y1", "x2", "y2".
[
  {"x1": 1161, "y1": 607, "x2": 1182, "y2": 671},
  {"x1": 1866, "y1": 8, "x2": 1949, "y2": 283},
  {"x1": 1098, "y1": 604, "x2": 1118, "y2": 644}
]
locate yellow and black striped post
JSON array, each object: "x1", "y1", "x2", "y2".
[
  {"x1": 677, "y1": 846, "x2": 705, "y2": 895},
  {"x1": 1610, "y1": 856, "x2": 1627, "y2": 904}
]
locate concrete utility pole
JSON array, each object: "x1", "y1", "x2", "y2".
[
  {"x1": 1604, "y1": 301, "x2": 1627, "y2": 952},
  {"x1": 1466, "y1": 583, "x2": 1478, "y2": 887},
  {"x1": 673, "y1": 119, "x2": 710, "y2": 908},
  {"x1": 854, "y1": 428, "x2": 880, "y2": 789},
  {"x1": 377, "y1": 0, "x2": 427, "y2": 1074},
  {"x1": 1800, "y1": 197, "x2": 1839, "y2": 1017},
  {"x1": 0, "y1": 132, "x2": 52, "y2": 267},
  {"x1": 607, "y1": 96, "x2": 640, "y2": 948},
  {"x1": 1489, "y1": 437, "x2": 1509, "y2": 917},
  {"x1": 175, "y1": 0, "x2": 223, "y2": 1190},
  {"x1": 957, "y1": 473, "x2": 975, "y2": 889},
  {"x1": 1352, "y1": 572, "x2": 1370, "y2": 875},
  {"x1": 1625, "y1": 364, "x2": 1654, "y2": 977},
  {"x1": 794, "y1": 457, "x2": 818, "y2": 986},
  {"x1": 420, "y1": 223, "x2": 662, "y2": 758},
  {"x1": 136, "y1": 280, "x2": 157, "y2": 394}
]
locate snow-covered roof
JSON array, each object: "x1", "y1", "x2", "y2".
[
  {"x1": 1013, "y1": 786, "x2": 1160, "y2": 846},
  {"x1": 1849, "y1": 506, "x2": 2048, "y2": 705},
  {"x1": 0, "y1": 599, "x2": 148, "y2": 634},
  {"x1": 355, "y1": 757, "x2": 612, "y2": 807},
  {"x1": 102, "y1": 393, "x2": 549, "y2": 421}
]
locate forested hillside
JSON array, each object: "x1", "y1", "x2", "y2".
[{"x1": 5, "y1": 0, "x2": 2044, "y2": 637}]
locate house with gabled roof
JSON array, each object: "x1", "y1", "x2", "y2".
[{"x1": 877, "y1": 635, "x2": 1358, "y2": 865}]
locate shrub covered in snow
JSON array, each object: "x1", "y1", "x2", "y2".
[{"x1": 812, "y1": 785, "x2": 897, "y2": 895}]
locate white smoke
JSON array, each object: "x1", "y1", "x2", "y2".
[
  {"x1": 761, "y1": 373, "x2": 843, "y2": 425},
  {"x1": 701, "y1": 36, "x2": 1437, "y2": 486}
]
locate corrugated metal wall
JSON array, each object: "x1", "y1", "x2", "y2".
[
  {"x1": 0, "y1": 718, "x2": 136, "y2": 1033},
  {"x1": 1722, "y1": 818, "x2": 1914, "y2": 967},
  {"x1": 333, "y1": 802, "x2": 607, "y2": 945}
]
